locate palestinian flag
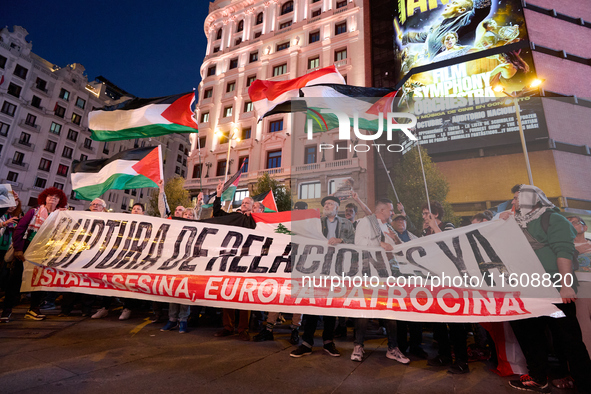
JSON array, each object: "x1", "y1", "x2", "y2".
[
  {"x1": 248, "y1": 65, "x2": 345, "y2": 120},
  {"x1": 89, "y1": 92, "x2": 198, "y2": 141},
  {"x1": 71, "y1": 146, "x2": 163, "y2": 200},
  {"x1": 252, "y1": 189, "x2": 278, "y2": 212},
  {"x1": 202, "y1": 165, "x2": 245, "y2": 208}
]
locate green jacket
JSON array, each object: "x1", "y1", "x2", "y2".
[{"x1": 526, "y1": 207, "x2": 578, "y2": 290}]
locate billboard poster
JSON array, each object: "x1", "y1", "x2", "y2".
[
  {"x1": 397, "y1": 48, "x2": 549, "y2": 154},
  {"x1": 395, "y1": 0, "x2": 528, "y2": 84}
]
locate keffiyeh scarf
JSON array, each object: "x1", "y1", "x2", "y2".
[{"x1": 514, "y1": 185, "x2": 555, "y2": 228}]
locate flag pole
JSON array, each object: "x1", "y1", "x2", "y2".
[
  {"x1": 193, "y1": 88, "x2": 203, "y2": 194},
  {"x1": 376, "y1": 149, "x2": 400, "y2": 203},
  {"x1": 415, "y1": 138, "x2": 431, "y2": 214}
]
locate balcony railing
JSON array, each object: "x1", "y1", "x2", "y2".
[
  {"x1": 19, "y1": 120, "x2": 40, "y2": 132},
  {"x1": 13, "y1": 138, "x2": 35, "y2": 151},
  {"x1": 1, "y1": 179, "x2": 22, "y2": 190},
  {"x1": 5, "y1": 159, "x2": 29, "y2": 170}
]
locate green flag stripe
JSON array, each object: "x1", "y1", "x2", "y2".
[
  {"x1": 74, "y1": 173, "x2": 157, "y2": 201},
  {"x1": 90, "y1": 123, "x2": 197, "y2": 142}
]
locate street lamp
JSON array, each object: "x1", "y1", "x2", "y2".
[
  {"x1": 494, "y1": 79, "x2": 545, "y2": 186},
  {"x1": 215, "y1": 127, "x2": 241, "y2": 183}
]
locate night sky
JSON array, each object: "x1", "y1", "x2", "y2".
[{"x1": 3, "y1": 0, "x2": 210, "y2": 98}]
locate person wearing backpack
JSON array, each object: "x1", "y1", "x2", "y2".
[{"x1": 500, "y1": 184, "x2": 591, "y2": 393}]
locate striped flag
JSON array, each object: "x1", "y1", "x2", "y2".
[
  {"x1": 248, "y1": 65, "x2": 345, "y2": 120},
  {"x1": 252, "y1": 189, "x2": 278, "y2": 212},
  {"x1": 71, "y1": 146, "x2": 163, "y2": 200},
  {"x1": 89, "y1": 92, "x2": 198, "y2": 141},
  {"x1": 202, "y1": 165, "x2": 245, "y2": 208}
]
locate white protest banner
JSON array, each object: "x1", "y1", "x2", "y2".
[{"x1": 22, "y1": 211, "x2": 562, "y2": 322}]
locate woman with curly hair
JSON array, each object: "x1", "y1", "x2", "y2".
[{"x1": 12, "y1": 187, "x2": 67, "y2": 321}]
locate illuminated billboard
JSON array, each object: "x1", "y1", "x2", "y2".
[
  {"x1": 397, "y1": 48, "x2": 549, "y2": 154},
  {"x1": 395, "y1": 0, "x2": 528, "y2": 84}
]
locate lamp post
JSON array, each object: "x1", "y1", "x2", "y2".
[
  {"x1": 216, "y1": 127, "x2": 241, "y2": 183},
  {"x1": 494, "y1": 79, "x2": 544, "y2": 186}
]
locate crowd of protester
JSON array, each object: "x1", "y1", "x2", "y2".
[{"x1": 1, "y1": 182, "x2": 590, "y2": 393}]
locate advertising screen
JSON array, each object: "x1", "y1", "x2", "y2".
[
  {"x1": 395, "y1": 0, "x2": 528, "y2": 85},
  {"x1": 397, "y1": 48, "x2": 549, "y2": 154}
]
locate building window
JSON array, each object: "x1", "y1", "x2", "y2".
[
  {"x1": 19, "y1": 132, "x2": 31, "y2": 145},
  {"x1": 76, "y1": 97, "x2": 86, "y2": 109},
  {"x1": 45, "y1": 140, "x2": 57, "y2": 153},
  {"x1": 39, "y1": 158, "x2": 52, "y2": 172},
  {"x1": 308, "y1": 57, "x2": 320, "y2": 69},
  {"x1": 35, "y1": 177, "x2": 47, "y2": 189},
  {"x1": 201, "y1": 112, "x2": 209, "y2": 123},
  {"x1": 193, "y1": 163, "x2": 202, "y2": 178},
  {"x1": 273, "y1": 64, "x2": 287, "y2": 76},
  {"x1": 267, "y1": 150, "x2": 282, "y2": 169},
  {"x1": 279, "y1": 21, "x2": 292, "y2": 30},
  {"x1": 281, "y1": 1, "x2": 294, "y2": 15},
  {"x1": 177, "y1": 154, "x2": 182, "y2": 163},
  {"x1": 304, "y1": 146, "x2": 317, "y2": 164},
  {"x1": 1, "y1": 101, "x2": 16, "y2": 116},
  {"x1": 309, "y1": 30, "x2": 320, "y2": 43},
  {"x1": 80, "y1": 154, "x2": 88, "y2": 161},
  {"x1": 242, "y1": 127, "x2": 251, "y2": 140},
  {"x1": 250, "y1": 52, "x2": 259, "y2": 63},
  {"x1": 25, "y1": 113, "x2": 37, "y2": 126},
  {"x1": 216, "y1": 160, "x2": 227, "y2": 177},
  {"x1": 239, "y1": 156, "x2": 249, "y2": 173},
  {"x1": 0, "y1": 55, "x2": 6, "y2": 69},
  {"x1": 207, "y1": 65, "x2": 216, "y2": 76},
  {"x1": 216, "y1": 28, "x2": 223, "y2": 40},
  {"x1": 213, "y1": 46, "x2": 220, "y2": 53},
  {"x1": 246, "y1": 75, "x2": 257, "y2": 87},
  {"x1": 335, "y1": 21, "x2": 347, "y2": 35},
  {"x1": 234, "y1": 189, "x2": 250, "y2": 203},
  {"x1": 229, "y1": 58, "x2": 238, "y2": 69},
  {"x1": 35, "y1": 78, "x2": 47, "y2": 91},
  {"x1": 59, "y1": 88, "x2": 70, "y2": 101},
  {"x1": 256, "y1": 12, "x2": 264, "y2": 25},
  {"x1": 226, "y1": 81, "x2": 236, "y2": 92},
  {"x1": 244, "y1": 101, "x2": 253, "y2": 113},
  {"x1": 334, "y1": 140, "x2": 348, "y2": 160},
  {"x1": 67, "y1": 129, "x2": 78, "y2": 141},
  {"x1": 311, "y1": 9, "x2": 321, "y2": 17},
  {"x1": 198, "y1": 136, "x2": 206, "y2": 149},
  {"x1": 299, "y1": 182, "x2": 321, "y2": 199},
  {"x1": 103, "y1": 142, "x2": 110, "y2": 154},
  {"x1": 269, "y1": 119, "x2": 283, "y2": 132},
  {"x1": 235, "y1": 37, "x2": 242, "y2": 45},
  {"x1": 50, "y1": 122, "x2": 62, "y2": 135},
  {"x1": 55, "y1": 105, "x2": 66, "y2": 118},
  {"x1": 84, "y1": 138, "x2": 93, "y2": 149},
  {"x1": 7, "y1": 172, "x2": 18, "y2": 182},
  {"x1": 57, "y1": 164, "x2": 69, "y2": 177},
  {"x1": 336, "y1": 0, "x2": 347, "y2": 8},
  {"x1": 8, "y1": 83, "x2": 22, "y2": 98},
  {"x1": 14, "y1": 64, "x2": 28, "y2": 80},
  {"x1": 62, "y1": 146, "x2": 73, "y2": 159},
  {"x1": 277, "y1": 42, "x2": 290, "y2": 51},
  {"x1": 254, "y1": 31, "x2": 262, "y2": 39},
  {"x1": 237, "y1": 20, "x2": 244, "y2": 32},
  {"x1": 31, "y1": 95, "x2": 42, "y2": 108},
  {"x1": 72, "y1": 113, "x2": 82, "y2": 125},
  {"x1": 223, "y1": 106, "x2": 233, "y2": 117},
  {"x1": 335, "y1": 48, "x2": 347, "y2": 61},
  {"x1": 0, "y1": 122, "x2": 9, "y2": 136},
  {"x1": 204, "y1": 88, "x2": 213, "y2": 98},
  {"x1": 54, "y1": 182, "x2": 64, "y2": 190},
  {"x1": 13, "y1": 151, "x2": 25, "y2": 165}
]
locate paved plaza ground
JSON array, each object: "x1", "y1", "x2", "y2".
[{"x1": 0, "y1": 304, "x2": 575, "y2": 394}]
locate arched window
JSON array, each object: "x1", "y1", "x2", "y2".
[
  {"x1": 281, "y1": 1, "x2": 294, "y2": 15},
  {"x1": 237, "y1": 20, "x2": 244, "y2": 32},
  {"x1": 216, "y1": 28, "x2": 223, "y2": 40},
  {"x1": 256, "y1": 12, "x2": 263, "y2": 25}
]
